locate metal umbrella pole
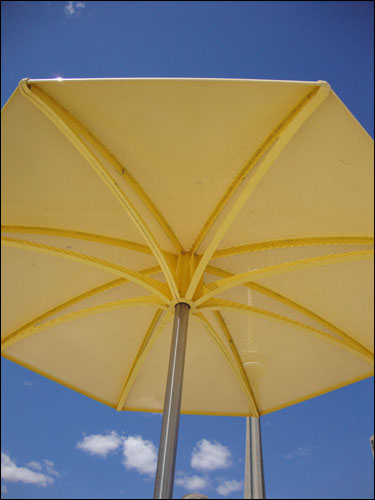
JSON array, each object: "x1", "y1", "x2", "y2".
[
  {"x1": 244, "y1": 416, "x2": 266, "y2": 499},
  {"x1": 154, "y1": 302, "x2": 190, "y2": 499}
]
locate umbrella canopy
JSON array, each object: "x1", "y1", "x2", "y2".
[{"x1": 1, "y1": 78, "x2": 374, "y2": 420}]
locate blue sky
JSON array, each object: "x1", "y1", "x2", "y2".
[{"x1": 1, "y1": 1, "x2": 374, "y2": 499}]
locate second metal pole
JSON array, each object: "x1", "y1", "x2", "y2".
[
  {"x1": 251, "y1": 417, "x2": 265, "y2": 498},
  {"x1": 154, "y1": 302, "x2": 190, "y2": 499}
]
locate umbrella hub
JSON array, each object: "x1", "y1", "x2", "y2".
[{"x1": 174, "y1": 251, "x2": 203, "y2": 308}]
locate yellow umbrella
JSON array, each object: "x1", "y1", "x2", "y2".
[{"x1": 1, "y1": 78, "x2": 373, "y2": 498}]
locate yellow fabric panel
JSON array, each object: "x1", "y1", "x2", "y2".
[
  {"x1": 5, "y1": 306, "x2": 158, "y2": 407},
  {"x1": 212, "y1": 282, "x2": 337, "y2": 337},
  {"x1": 32, "y1": 78, "x2": 317, "y2": 251},
  {"x1": 1, "y1": 245, "x2": 116, "y2": 338},
  {"x1": 1, "y1": 90, "x2": 147, "y2": 245},
  {"x1": 209, "y1": 243, "x2": 374, "y2": 344},
  {"x1": 124, "y1": 313, "x2": 251, "y2": 415},
  {"x1": 85, "y1": 144, "x2": 178, "y2": 253},
  {"x1": 221, "y1": 311, "x2": 372, "y2": 413},
  {"x1": 216, "y1": 91, "x2": 373, "y2": 251},
  {"x1": 252, "y1": 258, "x2": 374, "y2": 352}
]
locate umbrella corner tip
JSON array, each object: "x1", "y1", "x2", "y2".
[
  {"x1": 18, "y1": 78, "x2": 32, "y2": 93},
  {"x1": 317, "y1": 80, "x2": 331, "y2": 89}
]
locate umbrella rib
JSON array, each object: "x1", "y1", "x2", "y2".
[
  {"x1": 17, "y1": 80, "x2": 183, "y2": 253},
  {"x1": 196, "y1": 249, "x2": 374, "y2": 305},
  {"x1": 18, "y1": 80, "x2": 180, "y2": 300},
  {"x1": 2, "y1": 236, "x2": 171, "y2": 303},
  {"x1": 186, "y1": 81, "x2": 330, "y2": 300},
  {"x1": 213, "y1": 310, "x2": 260, "y2": 417},
  {"x1": 116, "y1": 309, "x2": 170, "y2": 411},
  {"x1": 194, "y1": 312, "x2": 260, "y2": 417},
  {"x1": 199, "y1": 298, "x2": 374, "y2": 363},
  {"x1": 206, "y1": 264, "x2": 373, "y2": 359},
  {"x1": 2, "y1": 297, "x2": 166, "y2": 351},
  {"x1": 211, "y1": 236, "x2": 374, "y2": 259},
  {"x1": 1, "y1": 225, "x2": 161, "y2": 256},
  {"x1": 1, "y1": 266, "x2": 161, "y2": 352}
]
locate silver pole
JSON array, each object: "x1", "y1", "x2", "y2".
[
  {"x1": 244, "y1": 417, "x2": 252, "y2": 499},
  {"x1": 250, "y1": 417, "x2": 265, "y2": 499},
  {"x1": 154, "y1": 302, "x2": 190, "y2": 499}
]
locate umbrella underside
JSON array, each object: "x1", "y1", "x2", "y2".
[{"x1": 1, "y1": 78, "x2": 374, "y2": 417}]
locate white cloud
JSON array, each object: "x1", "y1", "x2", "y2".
[
  {"x1": 26, "y1": 461, "x2": 42, "y2": 471},
  {"x1": 285, "y1": 446, "x2": 310, "y2": 460},
  {"x1": 1, "y1": 453, "x2": 54, "y2": 487},
  {"x1": 76, "y1": 431, "x2": 122, "y2": 457},
  {"x1": 23, "y1": 380, "x2": 33, "y2": 387},
  {"x1": 217, "y1": 479, "x2": 243, "y2": 496},
  {"x1": 64, "y1": 1, "x2": 85, "y2": 17},
  {"x1": 43, "y1": 459, "x2": 60, "y2": 477},
  {"x1": 191, "y1": 439, "x2": 232, "y2": 471},
  {"x1": 122, "y1": 436, "x2": 157, "y2": 476},
  {"x1": 175, "y1": 473, "x2": 209, "y2": 491},
  {"x1": 26, "y1": 459, "x2": 59, "y2": 477},
  {"x1": 76, "y1": 432, "x2": 158, "y2": 477}
]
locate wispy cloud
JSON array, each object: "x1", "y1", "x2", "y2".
[
  {"x1": 23, "y1": 380, "x2": 33, "y2": 387},
  {"x1": 43, "y1": 460, "x2": 60, "y2": 477},
  {"x1": 122, "y1": 436, "x2": 158, "y2": 477},
  {"x1": 26, "y1": 461, "x2": 42, "y2": 471},
  {"x1": 1, "y1": 453, "x2": 55, "y2": 487},
  {"x1": 142, "y1": 412, "x2": 162, "y2": 419},
  {"x1": 64, "y1": 1, "x2": 85, "y2": 18},
  {"x1": 216, "y1": 479, "x2": 243, "y2": 496},
  {"x1": 27, "y1": 459, "x2": 60, "y2": 476},
  {"x1": 191, "y1": 439, "x2": 232, "y2": 471},
  {"x1": 285, "y1": 446, "x2": 311, "y2": 460},
  {"x1": 175, "y1": 472, "x2": 209, "y2": 491},
  {"x1": 76, "y1": 431, "x2": 123, "y2": 458}
]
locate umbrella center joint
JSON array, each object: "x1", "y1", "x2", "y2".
[
  {"x1": 175, "y1": 251, "x2": 199, "y2": 298},
  {"x1": 169, "y1": 298, "x2": 195, "y2": 313}
]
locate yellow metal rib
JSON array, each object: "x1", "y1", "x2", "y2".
[
  {"x1": 194, "y1": 312, "x2": 259, "y2": 416},
  {"x1": 199, "y1": 298, "x2": 373, "y2": 363},
  {"x1": 2, "y1": 225, "x2": 155, "y2": 255},
  {"x1": 3, "y1": 297, "x2": 166, "y2": 351},
  {"x1": 186, "y1": 82, "x2": 330, "y2": 300},
  {"x1": 2, "y1": 236, "x2": 171, "y2": 302},
  {"x1": 197, "y1": 249, "x2": 374, "y2": 305},
  {"x1": 206, "y1": 264, "x2": 373, "y2": 360},
  {"x1": 1, "y1": 265, "x2": 161, "y2": 352},
  {"x1": 212, "y1": 236, "x2": 374, "y2": 259},
  {"x1": 213, "y1": 310, "x2": 259, "y2": 417},
  {"x1": 18, "y1": 80, "x2": 180, "y2": 300},
  {"x1": 19, "y1": 80, "x2": 182, "y2": 252},
  {"x1": 117, "y1": 309, "x2": 169, "y2": 411}
]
